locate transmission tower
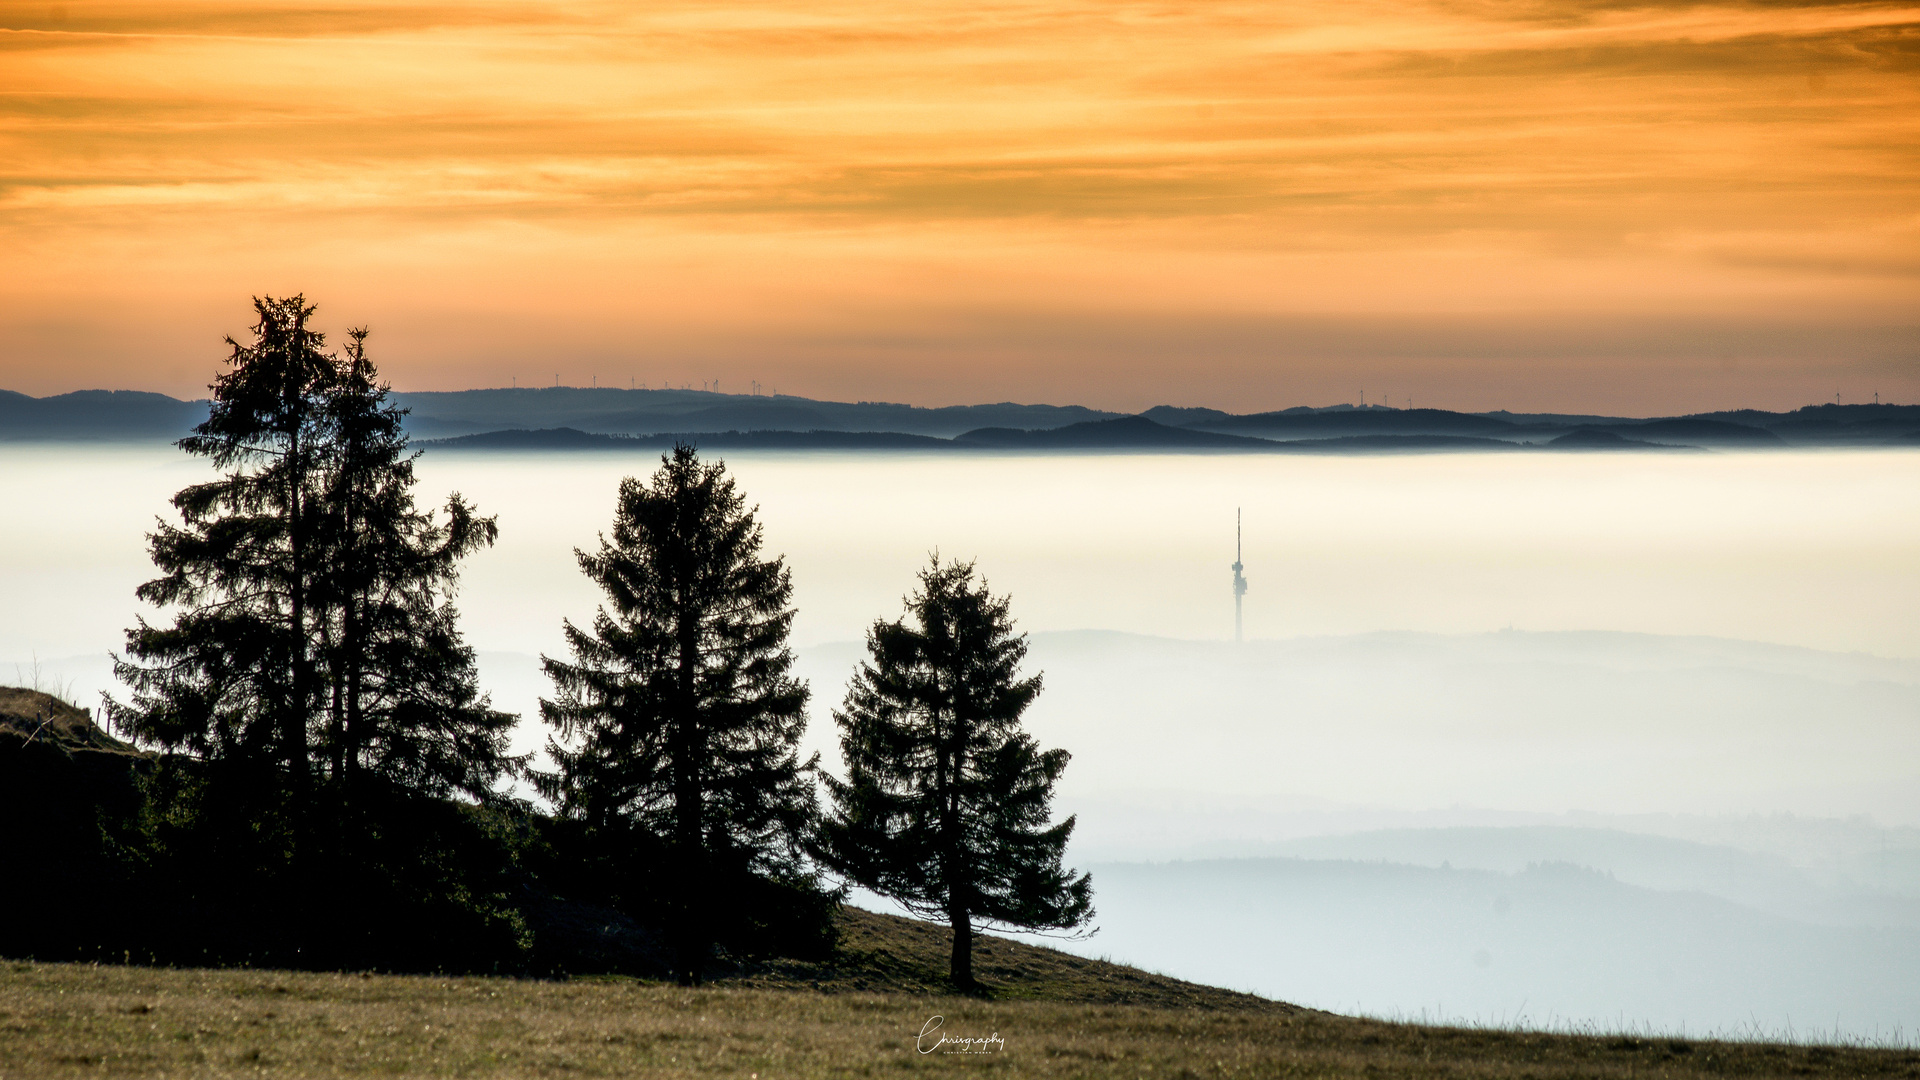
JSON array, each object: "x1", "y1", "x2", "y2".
[{"x1": 1232, "y1": 508, "x2": 1248, "y2": 643}]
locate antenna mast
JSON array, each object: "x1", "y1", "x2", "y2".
[{"x1": 1231, "y1": 508, "x2": 1248, "y2": 643}]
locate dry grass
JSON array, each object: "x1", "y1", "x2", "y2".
[
  {"x1": 722, "y1": 907, "x2": 1277, "y2": 1010},
  {"x1": 4, "y1": 951, "x2": 1920, "y2": 1078},
  {"x1": 0, "y1": 687, "x2": 136, "y2": 755}
]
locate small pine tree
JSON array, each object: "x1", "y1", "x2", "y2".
[
  {"x1": 537, "y1": 445, "x2": 819, "y2": 985},
  {"x1": 818, "y1": 557, "x2": 1093, "y2": 990}
]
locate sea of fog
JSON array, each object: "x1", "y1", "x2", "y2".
[{"x1": 5, "y1": 443, "x2": 1919, "y2": 1039}]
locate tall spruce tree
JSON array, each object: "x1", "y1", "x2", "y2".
[
  {"x1": 111, "y1": 295, "x2": 514, "y2": 820},
  {"x1": 538, "y1": 445, "x2": 818, "y2": 985},
  {"x1": 310, "y1": 329, "x2": 516, "y2": 800},
  {"x1": 817, "y1": 557, "x2": 1093, "y2": 990},
  {"x1": 111, "y1": 295, "x2": 339, "y2": 825}
]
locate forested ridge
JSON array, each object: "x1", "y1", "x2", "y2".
[{"x1": 9, "y1": 382, "x2": 1920, "y2": 448}]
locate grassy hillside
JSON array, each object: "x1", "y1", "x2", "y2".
[
  {"x1": 4, "y1": 908, "x2": 1917, "y2": 1078},
  {"x1": 721, "y1": 907, "x2": 1276, "y2": 1009}
]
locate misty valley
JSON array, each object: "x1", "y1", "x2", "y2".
[{"x1": 6, "y1": 427, "x2": 1918, "y2": 1042}]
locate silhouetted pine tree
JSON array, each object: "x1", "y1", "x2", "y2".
[
  {"x1": 111, "y1": 295, "x2": 339, "y2": 826},
  {"x1": 108, "y1": 298, "x2": 522, "y2": 967},
  {"x1": 311, "y1": 328, "x2": 517, "y2": 801},
  {"x1": 537, "y1": 445, "x2": 819, "y2": 985},
  {"x1": 113, "y1": 300, "x2": 513, "y2": 802},
  {"x1": 817, "y1": 557, "x2": 1093, "y2": 990}
]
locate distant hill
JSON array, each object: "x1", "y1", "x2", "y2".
[
  {"x1": 390, "y1": 387, "x2": 1120, "y2": 439},
  {"x1": 1609, "y1": 417, "x2": 1783, "y2": 444},
  {"x1": 0, "y1": 389, "x2": 208, "y2": 441},
  {"x1": 1269, "y1": 433, "x2": 1530, "y2": 452},
  {"x1": 1081, "y1": 854, "x2": 1920, "y2": 1035},
  {"x1": 1494, "y1": 404, "x2": 1914, "y2": 446},
  {"x1": 1245, "y1": 826, "x2": 1917, "y2": 928},
  {"x1": 6, "y1": 385, "x2": 1917, "y2": 450},
  {"x1": 1547, "y1": 428, "x2": 1697, "y2": 450},
  {"x1": 432, "y1": 418, "x2": 1544, "y2": 453},
  {"x1": 1184, "y1": 406, "x2": 1519, "y2": 439},
  {"x1": 953, "y1": 415, "x2": 1280, "y2": 449},
  {"x1": 423, "y1": 427, "x2": 950, "y2": 451},
  {"x1": 422, "y1": 417, "x2": 1542, "y2": 453},
  {"x1": 1720, "y1": 403, "x2": 1920, "y2": 445}
]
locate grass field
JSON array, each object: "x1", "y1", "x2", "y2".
[{"x1": 4, "y1": 909, "x2": 1919, "y2": 1078}]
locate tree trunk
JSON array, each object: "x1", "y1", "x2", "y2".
[
  {"x1": 934, "y1": 665, "x2": 976, "y2": 991},
  {"x1": 949, "y1": 907, "x2": 974, "y2": 990},
  {"x1": 285, "y1": 426, "x2": 311, "y2": 818},
  {"x1": 339, "y1": 464, "x2": 361, "y2": 791},
  {"x1": 342, "y1": 594, "x2": 362, "y2": 788},
  {"x1": 327, "y1": 643, "x2": 345, "y2": 782},
  {"x1": 672, "y1": 583, "x2": 705, "y2": 987}
]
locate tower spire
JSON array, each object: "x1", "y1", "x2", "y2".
[{"x1": 1231, "y1": 508, "x2": 1248, "y2": 643}]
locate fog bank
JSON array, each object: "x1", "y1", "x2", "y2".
[{"x1": 6, "y1": 444, "x2": 1918, "y2": 1038}]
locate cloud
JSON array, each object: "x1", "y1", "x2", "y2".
[
  {"x1": 0, "y1": 3, "x2": 570, "y2": 38},
  {"x1": 2, "y1": 0, "x2": 1916, "y2": 406}
]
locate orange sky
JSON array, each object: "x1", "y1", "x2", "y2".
[{"x1": 2, "y1": 0, "x2": 1916, "y2": 413}]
